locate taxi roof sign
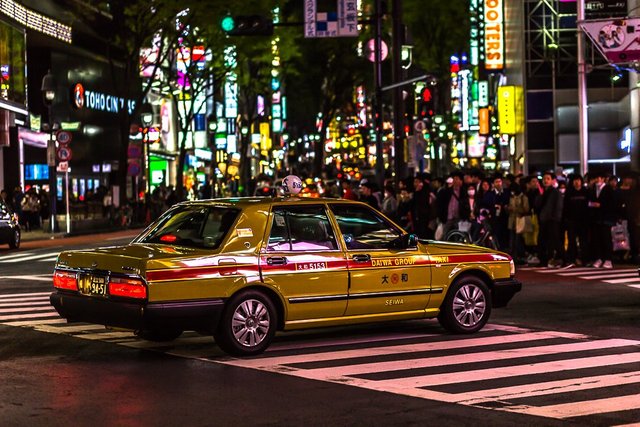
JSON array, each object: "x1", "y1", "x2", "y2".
[{"x1": 282, "y1": 175, "x2": 303, "y2": 195}]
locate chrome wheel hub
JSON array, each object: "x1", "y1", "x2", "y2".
[
  {"x1": 231, "y1": 299, "x2": 270, "y2": 347},
  {"x1": 452, "y1": 284, "x2": 486, "y2": 327}
]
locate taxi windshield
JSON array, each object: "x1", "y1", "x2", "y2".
[{"x1": 137, "y1": 205, "x2": 240, "y2": 249}]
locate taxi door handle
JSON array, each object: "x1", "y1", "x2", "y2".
[
  {"x1": 266, "y1": 256, "x2": 288, "y2": 266},
  {"x1": 352, "y1": 254, "x2": 371, "y2": 263},
  {"x1": 218, "y1": 258, "x2": 237, "y2": 276}
]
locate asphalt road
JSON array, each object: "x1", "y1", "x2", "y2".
[{"x1": 0, "y1": 234, "x2": 639, "y2": 426}]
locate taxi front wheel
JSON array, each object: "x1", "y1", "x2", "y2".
[
  {"x1": 438, "y1": 276, "x2": 491, "y2": 334},
  {"x1": 214, "y1": 290, "x2": 277, "y2": 356}
]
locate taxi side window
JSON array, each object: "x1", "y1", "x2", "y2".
[
  {"x1": 329, "y1": 204, "x2": 402, "y2": 250},
  {"x1": 267, "y1": 206, "x2": 338, "y2": 252}
]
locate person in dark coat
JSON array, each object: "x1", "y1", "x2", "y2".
[
  {"x1": 411, "y1": 174, "x2": 433, "y2": 239},
  {"x1": 436, "y1": 172, "x2": 470, "y2": 237},
  {"x1": 587, "y1": 171, "x2": 616, "y2": 268},
  {"x1": 483, "y1": 175, "x2": 511, "y2": 251},
  {"x1": 562, "y1": 174, "x2": 589, "y2": 267},
  {"x1": 535, "y1": 172, "x2": 563, "y2": 267}
]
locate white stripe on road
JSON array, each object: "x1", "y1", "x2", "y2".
[
  {"x1": 558, "y1": 270, "x2": 638, "y2": 278},
  {"x1": 630, "y1": 285, "x2": 640, "y2": 289},
  {"x1": 304, "y1": 339, "x2": 638, "y2": 377},
  {"x1": 0, "y1": 292, "x2": 51, "y2": 298},
  {"x1": 0, "y1": 301, "x2": 51, "y2": 308},
  {"x1": 512, "y1": 394, "x2": 640, "y2": 419},
  {"x1": 573, "y1": 272, "x2": 638, "y2": 280},
  {"x1": 0, "y1": 306, "x2": 56, "y2": 314},
  {"x1": 371, "y1": 352, "x2": 640, "y2": 389},
  {"x1": 0, "y1": 252, "x2": 60, "y2": 263},
  {"x1": 35, "y1": 324, "x2": 108, "y2": 333},
  {"x1": 0, "y1": 312, "x2": 60, "y2": 321},
  {"x1": 228, "y1": 331, "x2": 587, "y2": 369},
  {"x1": 556, "y1": 268, "x2": 638, "y2": 276},
  {"x1": 0, "y1": 275, "x2": 52, "y2": 282},
  {"x1": 0, "y1": 252, "x2": 35, "y2": 260},
  {"x1": 0, "y1": 296, "x2": 50, "y2": 303},
  {"x1": 38, "y1": 257, "x2": 59, "y2": 262},
  {"x1": 603, "y1": 277, "x2": 640, "y2": 284},
  {"x1": 539, "y1": 267, "x2": 595, "y2": 274},
  {"x1": 5, "y1": 318, "x2": 66, "y2": 326},
  {"x1": 460, "y1": 371, "x2": 640, "y2": 405}
]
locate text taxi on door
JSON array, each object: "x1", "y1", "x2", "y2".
[{"x1": 50, "y1": 175, "x2": 521, "y2": 356}]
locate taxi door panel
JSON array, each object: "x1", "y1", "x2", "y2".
[
  {"x1": 328, "y1": 203, "x2": 432, "y2": 316},
  {"x1": 259, "y1": 205, "x2": 348, "y2": 321}
]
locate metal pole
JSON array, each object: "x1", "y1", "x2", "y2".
[
  {"x1": 65, "y1": 169, "x2": 70, "y2": 234},
  {"x1": 374, "y1": 0, "x2": 385, "y2": 190},
  {"x1": 47, "y1": 107, "x2": 57, "y2": 233},
  {"x1": 629, "y1": 0, "x2": 640, "y2": 172},
  {"x1": 392, "y1": 0, "x2": 406, "y2": 183},
  {"x1": 577, "y1": 0, "x2": 589, "y2": 175}
]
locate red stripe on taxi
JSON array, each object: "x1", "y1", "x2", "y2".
[{"x1": 147, "y1": 264, "x2": 258, "y2": 281}]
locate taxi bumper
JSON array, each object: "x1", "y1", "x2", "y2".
[
  {"x1": 50, "y1": 291, "x2": 225, "y2": 332},
  {"x1": 491, "y1": 278, "x2": 522, "y2": 308}
]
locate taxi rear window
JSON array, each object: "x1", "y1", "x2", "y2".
[{"x1": 137, "y1": 205, "x2": 239, "y2": 249}]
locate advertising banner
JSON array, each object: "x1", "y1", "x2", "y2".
[{"x1": 581, "y1": 18, "x2": 640, "y2": 65}]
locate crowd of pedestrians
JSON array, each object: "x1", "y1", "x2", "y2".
[{"x1": 337, "y1": 169, "x2": 640, "y2": 268}]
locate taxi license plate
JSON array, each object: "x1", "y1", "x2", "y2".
[{"x1": 78, "y1": 274, "x2": 108, "y2": 297}]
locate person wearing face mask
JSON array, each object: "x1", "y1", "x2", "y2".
[
  {"x1": 507, "y1": 182, "x2": 530, "y2": 264},
  {"x1": 587, "y1": 171, "x2": 615, "y2": 268}
]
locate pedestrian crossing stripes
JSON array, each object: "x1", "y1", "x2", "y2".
[
  {"x1": 1, "y1": 291, "x2": 640, "y2": 423},
  {"x1": 519, "y1": 266, "x2": 640, "y2": 290},
  {"x1": 0, "y1": 251, "x2": 60, "y2": 263}
]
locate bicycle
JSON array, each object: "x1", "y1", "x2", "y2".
[{"x1": 444, "y1": 209, "x2": 499, "y2": 251}]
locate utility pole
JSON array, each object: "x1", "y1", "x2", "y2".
[
  {"x1": 577, "y1": 0, "x2": 589, "y2": 175},
  {"x1": 374, "y1": 0, "x2": 385, "y2": 190},
  {"x1": 392, "y1": 0, "x2": 407, "y2": 183}
]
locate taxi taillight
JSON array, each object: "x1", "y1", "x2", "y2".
[
  {"x1": 53, "y1": 270, "x2": 78, "y2": 291},
  {"x1": 109, "y1": 277, "x2": 147, "y2": 299}
]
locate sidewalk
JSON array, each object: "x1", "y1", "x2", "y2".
[{"x1": 20, "y1": 226, "x2": 145, "y2": 243}]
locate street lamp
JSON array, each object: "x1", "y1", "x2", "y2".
[
  {"x1": 41, "y1": 70, "x2": 57, "y2": 233},
  {"x1": 140, "y1": 102, "x2": 153, "y2": 196}
]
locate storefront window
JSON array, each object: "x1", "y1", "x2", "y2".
[{"x1": 0, "y1": 20, "x2": 26, "y2": 106}]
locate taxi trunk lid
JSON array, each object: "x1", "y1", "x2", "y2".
[{"x1": 56, "y1": 243, "x2": 200, "y2": 276}]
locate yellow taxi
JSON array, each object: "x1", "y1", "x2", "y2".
[{"x1": 50, "y1": 179, "x2": 521, "y2": 356}]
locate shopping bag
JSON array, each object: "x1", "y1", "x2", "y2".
[
  {"x1": 435, "y1": 222, "x2": 444, "y2": 240},
  {"x1": 515, "y1": 216, "x2": 526, "y2": 234},
  {"x1": 612, "y1": 221, "x2": 630, "y2": 252},
  {"x1": 458, "y1": 220, "x2": 472, "y2": 233}
]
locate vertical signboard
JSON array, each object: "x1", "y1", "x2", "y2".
[
  {"x1": 497, "y1": 86, "x2": 524, "y2": 134},
  {"x1": 484, "y1": 0, "x2": 504, "y2": 70},
  {"x1": 304, "y1": 0, "x2": 359, "y2": 38}
]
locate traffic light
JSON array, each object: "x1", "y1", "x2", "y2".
[{"x1": 221, "y1": 15, "x2": 274, "y2": 36}]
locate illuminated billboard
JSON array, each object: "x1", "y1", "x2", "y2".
[{"x1": 484, "y1": 0, "x2": 504, "y2": 70}]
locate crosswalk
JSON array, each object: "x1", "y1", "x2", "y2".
[
  {"x1": 519, "y1": 266, "x2": 640, "y2": 290},
  {"x1": 0, "y1": 250, "x2": 60, "y2": 264},
  {"x1": 1, "y1": 291, "x2": 639, "y2": 423}
]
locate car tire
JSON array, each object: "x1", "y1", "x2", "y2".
[
  {"x1": 214, "y1": 290, "x2": 277, "y2": 356},
  {"x1": 9, "y1": 229, "x2": 20, "y2": 249},
  {"x1": 438, "y1": 276, "x2": 491, "y2": 334},
  {"x1": 135, "y1": 328, "x2": 183, "y2": 342}
]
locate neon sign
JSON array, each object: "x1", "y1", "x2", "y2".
[
  {"x1": 484, "y1": 0, "x2": 504, "y2": 70},
  {"x1": 72, "y1": 83, "x2": 136, "y2": 115}
]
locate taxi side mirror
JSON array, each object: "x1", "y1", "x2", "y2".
[
  {"x1": 390, "y1": 233, "x2": 418, "y2": 249},
  {"x1": 405, "y1": 234, "x2": 418, "y2": 248}
]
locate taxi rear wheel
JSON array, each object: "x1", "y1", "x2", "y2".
[
  {"x1": 214, "y1": 290, "x2": 277, "y2": 356},
  {"x1": 438, "y1": 276, "x2": 491, "y2": 334},
  {"x1": 135, "y1": 328, "x2": 183, "y2": 342}
]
